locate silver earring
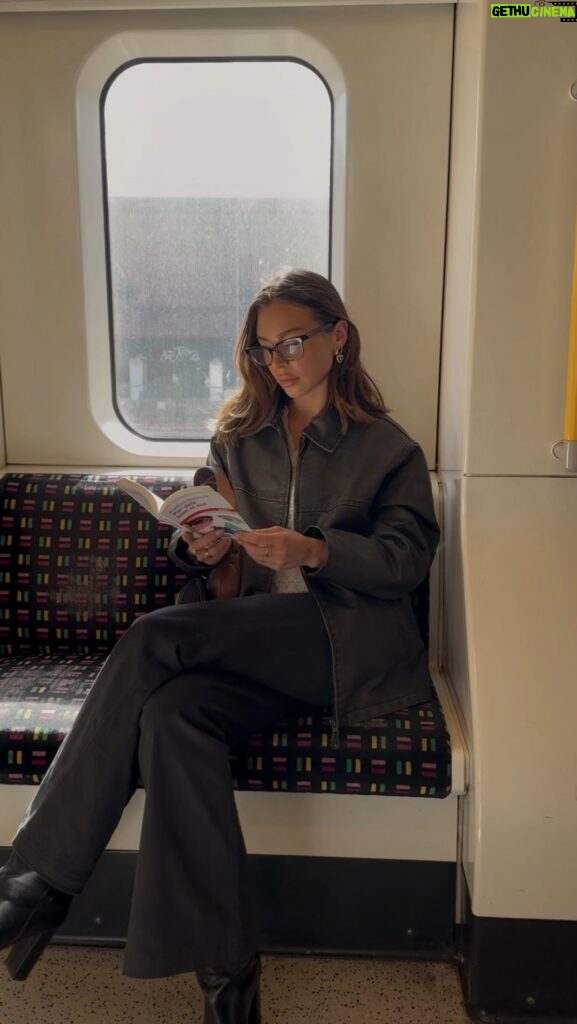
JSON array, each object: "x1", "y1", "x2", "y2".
[{"x1": 335, "y1": 348, "x2": 344, "y2": 364}]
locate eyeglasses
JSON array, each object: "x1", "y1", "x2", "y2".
[{"x1": 246, "y1": 321, "x2": 337, "y2": 367}]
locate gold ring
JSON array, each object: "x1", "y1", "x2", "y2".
[
  {"x1": 265, "y1": 546, "x2": 271, "y2": 558},
  {"x1": 203, "y1": 547, "x2": 210, "y2": 557}
]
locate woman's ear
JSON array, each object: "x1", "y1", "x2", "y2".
[{"x1": 334, "y1": 319, "x2": 348, "y2": 350}]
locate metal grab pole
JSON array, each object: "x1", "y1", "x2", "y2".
[{"x1": 563, "y1": 200, "x2": 577, "y2": 472}]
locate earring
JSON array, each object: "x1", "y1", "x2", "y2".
[{"x1": 335, "y1": 348, "x2": 344, "y2": 364}]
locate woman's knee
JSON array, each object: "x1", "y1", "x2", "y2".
[
  {"x1": 140, "y1": 674, "x2": 197, "y2": 733},
  {"x1": 139, "y1": 674, "x2": 231, "y2": 747},
  {"x1": 139, "y1": 673, "x2": 258, "y2": 748},
  {"x1": 118, "y1": 605, "x2": 195, "y2": 675},
  {"x1": 124, "y1": 605, "x2": 179, "y2": 643}
]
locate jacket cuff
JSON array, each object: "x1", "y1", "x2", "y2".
[{"x1": 302, "y1": 526, "x2": 329, "y2": 576}]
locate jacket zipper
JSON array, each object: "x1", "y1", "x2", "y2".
[
  {"x1": 294, "y1": 434, "x2": 341, "y2": 751},
  {"x1": 263, "y1": 427, "x2": 292, "y2": 595},
  {"x1": 283, "y1": 430, "x2": 294, "y2": 529}
]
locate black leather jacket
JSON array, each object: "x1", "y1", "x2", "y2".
[{"x1": 170, "y1": 400, "x2": 440, "y2": 729}]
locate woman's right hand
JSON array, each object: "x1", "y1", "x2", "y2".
[{"x1": 182, "y1": 528, "x2": 232, "y2": 567}]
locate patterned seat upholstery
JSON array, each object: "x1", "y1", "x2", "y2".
[{"x1": 0, "y1": 473, "x2": 451, "y2": 797}]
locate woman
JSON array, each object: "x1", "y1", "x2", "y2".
[{"x1": 0, "y1": 270, "x2": 439, "y2": 1023}]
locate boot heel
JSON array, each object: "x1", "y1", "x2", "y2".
[
  {"x1": 5, "y1": 929, "x2": 54, "y2": 981},
  {"x1": 203, "y1": 989, "x2": 260, "y2": 1024},
  {"x1": 199, "y1": 952, "x2": 261, "y2": 1024}
]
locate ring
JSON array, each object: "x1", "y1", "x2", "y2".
[
  {"x1": 203, "y1": 547, "x2": 210, "y2": 557},
  {"x1": 265, "y1": 545, "x2": 271, "y2": 558}
]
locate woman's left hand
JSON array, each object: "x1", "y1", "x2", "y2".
[
  {"x1": 235, "y1": 526, "x2": 327, "y2": 571},
  {"x1": 181, "y1": 527, "x2": 232, "y2": 566}
]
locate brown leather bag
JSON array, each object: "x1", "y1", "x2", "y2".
[{"x1": 192, "y1": 466, "x2": 242, "y2": 601}]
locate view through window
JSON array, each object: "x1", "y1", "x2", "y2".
[{"x1": 103, "y1": 60, "x2": 332, "y2": 440}]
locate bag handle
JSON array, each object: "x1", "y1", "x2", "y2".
[
  {"x1": 193, "y1": 465, "x2": 237, "y2": 511},
  {"x1": 190, "y1": 465, "x2": 242, "y2": 600}
]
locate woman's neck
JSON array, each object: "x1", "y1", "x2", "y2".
[
  {"x1": 288, "y1": 387, "x2": 329, "y2": 427},
  {"x1": 286, "y1": 396, "x2": 328, "y2": 447}
]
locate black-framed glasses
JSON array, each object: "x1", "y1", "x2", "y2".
[{"x1": 246, "y1": 321, "x2": 337, "y2": 367}]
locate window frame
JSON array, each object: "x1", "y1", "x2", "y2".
[{"x1": 77, "y1": 28, "x2": 346, "y2": 458}]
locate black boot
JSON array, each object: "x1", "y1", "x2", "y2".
[
  {"x1": 197, "y1": 953, "x2": 261, "y2": 1024},
  {"x1": 0, "y1": 851, "x2": 72, "y2": 980}
]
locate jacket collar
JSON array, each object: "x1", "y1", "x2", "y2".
[
  {"x1": 302, "y1": 403, "x2": 345, "y2": 452},
  {"x1": 256, "y1": 395, "x2": 345, "y2": 453}
]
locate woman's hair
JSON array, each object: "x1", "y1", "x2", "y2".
[{"x1": 213, "y1": 268, "x2": 388, "y2": 443}]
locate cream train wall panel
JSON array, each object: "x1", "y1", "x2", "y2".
[
  {"x1": 437, "y1": 0, "x2": 485, "y2": 903},
  {"x1": 0, "y1": 788, "x2": 460, "y2": 864},
  {"x1": 466, "y1": 17, "x2": 577, "y2": 478},
  {"x1": 0, "y1": 6, "x2": 451, "y2": 467},
  {"x1": 438, "y1": 0, "x2": 485, "y2": 477},
  {"x1": 461, "y1": 476, "x2": 577, "y2": 921},
  {"x1": 439, "y1": 9, "x2": 577, "y2": 479},
  {"x1": 437, "y1": 4, "x2": 577, "y2": 922}
]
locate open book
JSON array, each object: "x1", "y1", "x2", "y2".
[{"x1": 116, "y1": 478, "x2": 251, "y2": 537}]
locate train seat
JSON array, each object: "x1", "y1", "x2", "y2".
[{"x1": 0, "y1": 472, "x2": 453, "y2": 798}]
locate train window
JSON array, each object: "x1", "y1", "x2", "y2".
[{"x1": 102, "y1": 60, "x2": 331, "y2": 442}]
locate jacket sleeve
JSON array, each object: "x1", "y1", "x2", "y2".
[
  {"x1": 303, "y1": 443, "x2": 440, "y2": 599},
  {"x1": 166, "y1": 439, "x2": 230, "y2": 575},
  {"x1": 167, "y1": 531, "x2": 206, "y2": 575}
]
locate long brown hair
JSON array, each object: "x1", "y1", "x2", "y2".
[{"x1": 213, "y1": 269, "x2": 388, "y2": 443}]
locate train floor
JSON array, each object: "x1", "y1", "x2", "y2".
[{"x1": 0, "y1": 946, "x2": 471, "y2": 1023}]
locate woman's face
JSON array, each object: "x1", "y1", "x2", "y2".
[{"x1": 255, "y1": 300, "x2": 346, "y2": 410}]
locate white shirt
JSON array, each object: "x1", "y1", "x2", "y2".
[{"x1": 270, "y1": 410, "x2": 308, "y2": 595}]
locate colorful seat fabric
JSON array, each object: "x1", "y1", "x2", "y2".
[{"x1": 0, "y1": 473, "x2": 451, "y2": 797}]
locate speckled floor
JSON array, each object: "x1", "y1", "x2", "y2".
[{"x1": 0, "y1": 946, "x2": 472, "y2": 1024}]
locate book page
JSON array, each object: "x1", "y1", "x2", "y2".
[{"x1": 116, "y1": 478, "x2": 164, "y2": 518}]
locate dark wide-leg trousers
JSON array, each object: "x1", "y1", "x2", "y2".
[{"x1": 12, "y1": 593, "x2": 333, "y2": 978}]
